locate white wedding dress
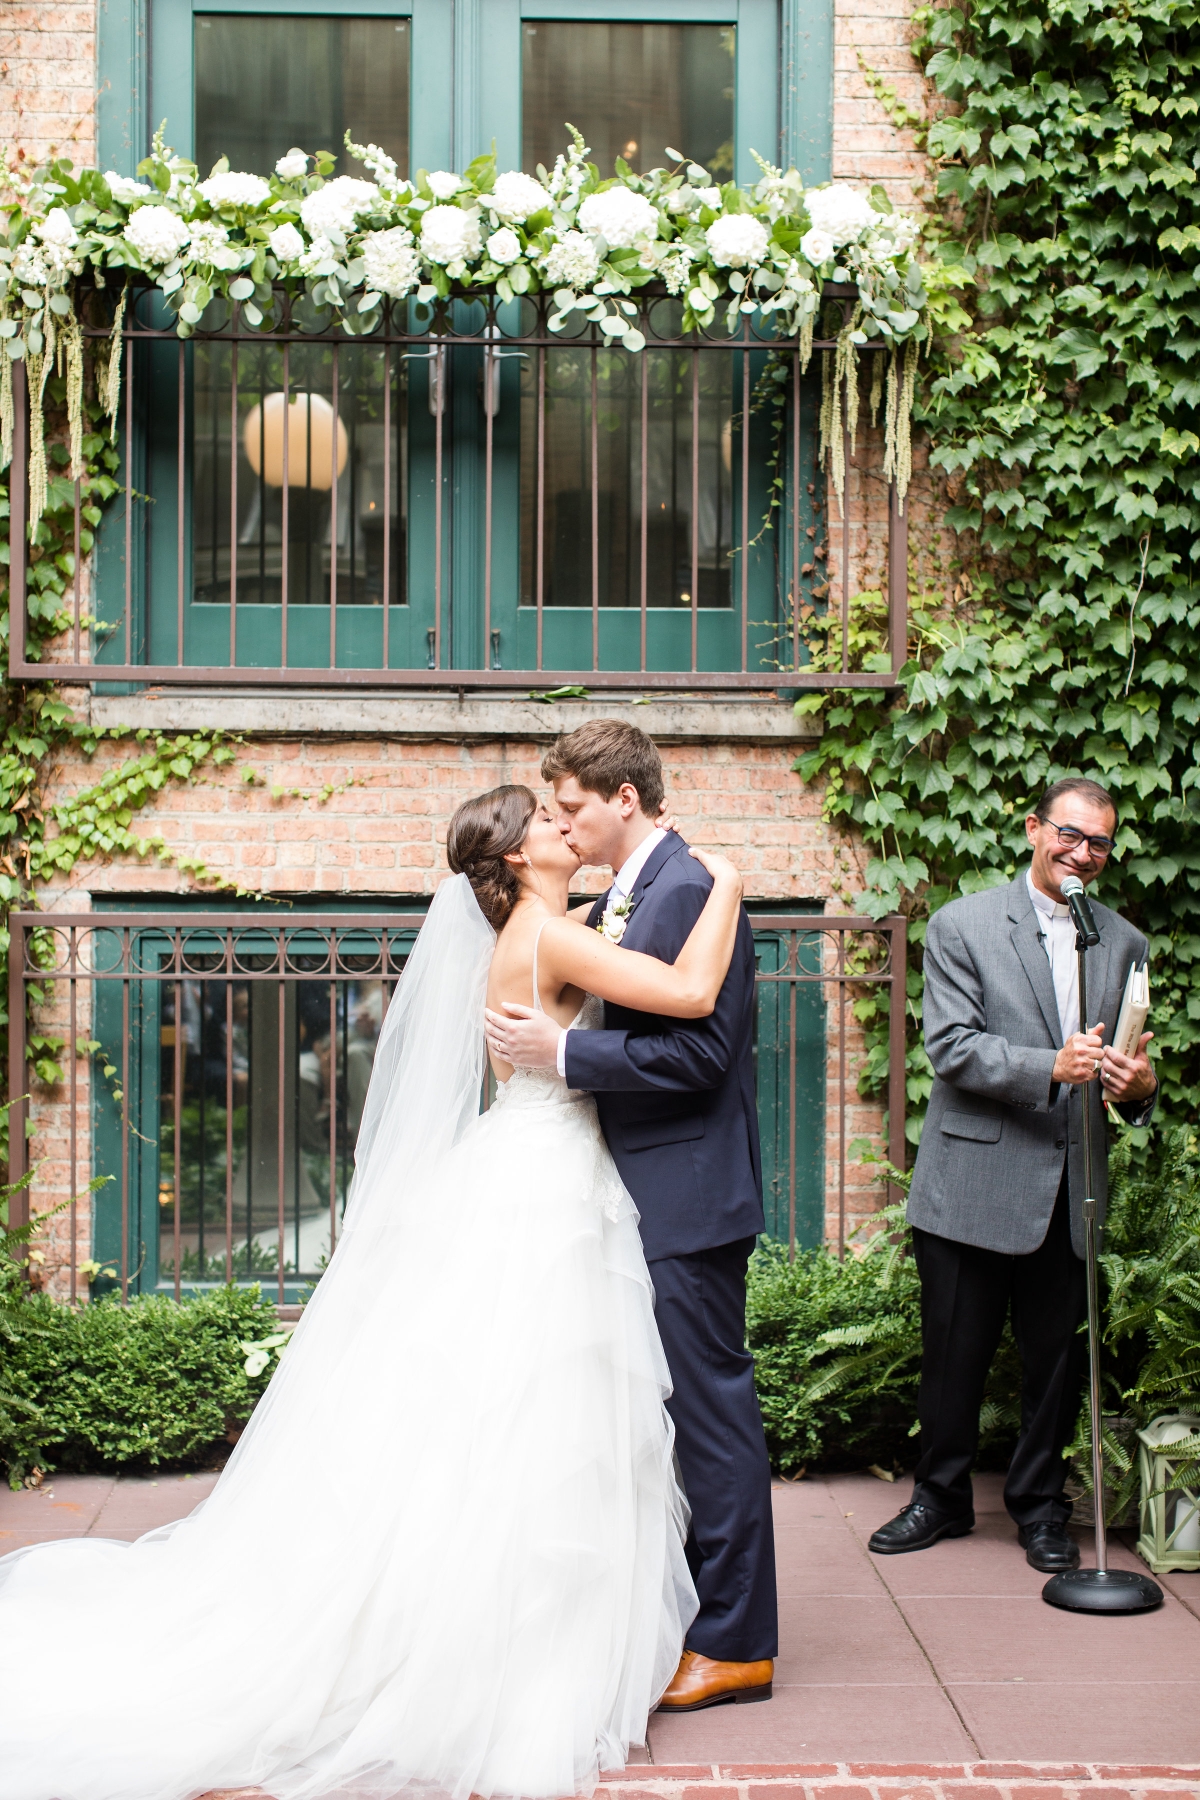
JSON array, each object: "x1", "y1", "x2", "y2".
[{"x1": 0, "y1": 878, "x2": 696, "y2": 1800}]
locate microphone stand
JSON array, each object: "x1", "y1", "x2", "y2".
[{"x1": 1042, "y1": 922, "x2": 1163, "y2": 1614}]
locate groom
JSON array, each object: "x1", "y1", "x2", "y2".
[{"x1": 485, "y1": 719, "x2": 777, "y2": 1711}]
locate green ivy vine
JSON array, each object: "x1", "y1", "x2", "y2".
[{"x1": 797, "y1": 0, "x2": 1200, "y2": 1148}]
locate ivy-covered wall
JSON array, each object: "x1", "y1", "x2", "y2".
[{"x1": 799, "y1": 0, "x2": 1200, "y2": 1141}]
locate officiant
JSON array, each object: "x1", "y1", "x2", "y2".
[{"x1": 869, "y1": 777, "x2": 1158, "y2": 1574}]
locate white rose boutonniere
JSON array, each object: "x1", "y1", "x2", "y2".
[{"x1": 598, "y1": 894, "x2": 635, "y2": 944}]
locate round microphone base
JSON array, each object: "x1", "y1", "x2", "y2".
[{"x1": 1042, "y1": 1567, "x2": 1164, "y2": 1614}]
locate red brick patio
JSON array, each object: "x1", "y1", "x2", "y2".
[{"x1": 4, "y1": 1467, "x2": 1198, "y2": 1796}]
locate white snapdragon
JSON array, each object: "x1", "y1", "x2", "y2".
[
  {"x1": 489, "y1": 170, "x2": 548, "y2": 224},
  {"x1": 123, "y1": 204, "x2": 190, "y2": 265},
  {"x1": 486, "y1": 227, "x2": 522, "y2": 266},
  {"x1": 578, "y1": 186, "x2": 658, "y2": 249},
  {"x1": 800, "y1": 228, "x2": 835, "y2": 267},
  {"x1": 268, "y1": 222, "x2": 305, "y2": 263},
  {"x1": 420, "y1": 205, "x2": 482, "y2": 265},
  {"x1": 300, "y1": 177, "x2": 381, "y2": 239},
  {"x1": 197, "y1": 171, "x2": 271, "y2": 210},
  {"x1": 104, "y1": 172, "x2": 152, "y2": 205},
  {"x1": 275, "y1": 149, "x2": 309, "y2": 180},
  {"x1": 660, "y1": 245, "x2": 694, "y2": 296},
  {"x1": 426, "y1": 170, "x2": 464, "y2": 201},
  {"x1": 803, "y1": 184, "x2": 879, "y2": 246},
  {"x1": 187, "y1": 220, "x2": 245, "y2": 270},
  {"x1": 360, "y1": 226, "x2": 421, "y2": 298},
  {"x1": 540, "y1": 230, "x2": 599, "y2": 291},
  {"x1": 705, "y1": 214, "x2": 770, "y2": 269}
]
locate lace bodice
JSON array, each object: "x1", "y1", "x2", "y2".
[{"x1": 492, "y1": 922, "x2": 604, "y2": 1110}]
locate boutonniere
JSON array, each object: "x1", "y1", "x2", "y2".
[{"x1": 597, "y1": 893, "x2": 636, "y2": 944}]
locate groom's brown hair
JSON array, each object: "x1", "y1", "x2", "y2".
[{"x1": 541, "y1": 719, "x2": 665, "y2": 817}]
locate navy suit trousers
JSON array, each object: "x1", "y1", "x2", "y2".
[{"x1": 649, "y1": 1235, "x2": 778, "y2": 1661}]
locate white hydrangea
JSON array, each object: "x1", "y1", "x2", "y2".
[
  {"x1": 426, "y1": 170, "x2": 463, "y2": 201},
  {"x1": 268, "y1": 222, "x2": 305, "y2": 263},
  {"x1": 124, "y1": 204, "x2": 190, "y2": 265},
  {"x1": 420, "y1": 205, "x2": 481, "y2": 265},
  {"x1": 490, "y1": 170, "x2": 548, "y2": 224},
  {"x1": 486, "y1": 227, "x2": 522, "y2": 266},
  {"x1": 197, "y1": 171, "x2": 271, "y2": 210},
  {"x1": 187, "y1": 220, "x2": 245, "y2": 270},
  {"x1": 298, "y1": 234, "x2": 338, "y2": 276},
  {"x1": 800, "y1": 228, "x2": 834, "y2": 267},
  {"x1": 275, "y1": 149, "x2": 309, "y2": 180},
  {"x1": 803, "y1": 184, "x2": 879, "y2": 246},
  {"x1": 300, "y1": 177, "x2": 382, "y2": 239},
  {"x1": 693, "y1": 186, "x2": 722, "y2": 209},
  {"x1": 540, "y1": 229, "x2": 599, "y2": 291},
  {"x1": 577, "y1": 187, "x2": 658, "y2": 249},
  {"x1": 361, "y1": 225, "x2": 421, "y2": 298},
  {"x1": 705, "y1": 214, "x2": 770, "y2": 269},
  {"x1": 104, "y1": 172, "x2": 152, "y2": 205},
  {"x1": 35, "y1": 208, "x2": 78, "y2": 249}
]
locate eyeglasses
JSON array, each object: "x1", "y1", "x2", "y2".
[{"x1": 1040, "y1": 818, "x2": 1116, "y2": 858}]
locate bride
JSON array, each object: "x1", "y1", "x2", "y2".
[{"x1": 0, "y1": 783, "x2": 746, "y2": 1800}]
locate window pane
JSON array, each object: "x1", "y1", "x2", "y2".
[
  {"x1": 192, "y1": 340, "x2": 407, "y2": 608},
  {"x1": 520, "y1": 326, "x2": 733, "y2": 610},
  {"x1": 522, "y1": 22, "x2": 734, "y2": 179},
  {"x1": 194, "y1": 15, "x2": 409, "y2": 178}
]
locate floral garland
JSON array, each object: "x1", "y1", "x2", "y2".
[{"x1": 0, "y1": 126, "x2": 935, "y2": 531}]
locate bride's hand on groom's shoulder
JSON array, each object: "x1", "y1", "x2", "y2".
[{"x1": 688, "y1": 846, "x2": 743, "y2": 897}]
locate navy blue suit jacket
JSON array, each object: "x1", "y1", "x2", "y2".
[{"x1": 563, "y1": 831, "x2": 764, "y2": 1262}]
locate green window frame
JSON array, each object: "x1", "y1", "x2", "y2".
[{"x1": 96, "y1": 0, "x2": 832, "y2": 678}]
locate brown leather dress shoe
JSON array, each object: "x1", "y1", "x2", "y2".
[{"x1": 655, "y1": 1649, "x2": 774, "y2": 1712}]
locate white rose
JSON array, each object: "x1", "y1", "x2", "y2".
[
  {"x1": 275, "y1": 149, "x2": 309, "y2": 180},
  {"x1": 420, "y1": 204, "x2": 482, "y2": 265},
  {"x1": 104, "y1": 172, "x2": 152, "y2": 204},
  {"x1": 578, "y1": 186, "x2": 658, "y2": 250},
  {"x1": 123, "y1": 204, "x2": 190, "y2": 265},
  {"x1": 300, "y1": 177, "x2": 382, "y2": 239},
  {"x1": 540, "y1": 229, "x2": 599, "y2": 292},
  {"x1": 197, "y1": 171, "x2": 271, "y2": 210},
  {"x1": 800, "y1": 228, "x2": 835, "y2": 266},
  {"x1": 360, "y1": 226, "x2": 421, "y2": 298},
  {"x1": 426, "y1": 170, "x2": 463, "y2": 201},
  {"x1": 268, "y1": 222, "x2": 305, "y2": 263},
  {"x1": 602, "y1": 911, "x2": 627, "y2": 943},
  {"x1": 35, "y1": 208, "x2": 78, "y2": 249},
  {"x1": 486, "y1": 227, "x2": 522, "y2": 266},
  {"x1": 803, "y1": 184, "x2": 879, "y2": 247},
  {"x1": 490, "y1": 170, "x2": 548, "y2": 224},
  {"x1": 705, "y1": 213, "x2": 770, "y2": 269}
]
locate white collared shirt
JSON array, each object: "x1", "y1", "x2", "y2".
[
  {"x1": 1027, "y1": 868, "x2": 1080, "y2": 1041},
  {"x1": 555, "y1": 827, "x2": 668, "y2": 1076}
]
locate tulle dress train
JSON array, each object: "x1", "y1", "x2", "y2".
[{"x1": 0, "y1": 881, "x2": 696, "y2": 1800}]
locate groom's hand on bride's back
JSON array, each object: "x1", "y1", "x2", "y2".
[{"x1": 485, "y1": 1002, "x2": 562, "y2": 1070}]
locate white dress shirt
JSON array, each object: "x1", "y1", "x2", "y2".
[
  {"x1": 1027, "y1": 869, "x2": 1080, "y2": 1041},
  {"x1": 555, "y1": 828, "x2": 668, "y2": 1077}
]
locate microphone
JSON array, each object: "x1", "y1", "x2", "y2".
[{"x1": 1060, "y1": 874, "x2": 1100, "y2": 947}]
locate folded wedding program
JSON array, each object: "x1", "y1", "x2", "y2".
[{"x1": 1112, "y1": 960, "x2": 1151, "y2": 1059}]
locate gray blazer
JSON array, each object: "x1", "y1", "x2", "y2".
[{"x1": 906, "y1": 873, "x2": 1153, "y2": 1258}]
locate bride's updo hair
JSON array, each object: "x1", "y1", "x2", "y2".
[{"x1": 447, "y1": 784, "x2": 538, "y2": 930}]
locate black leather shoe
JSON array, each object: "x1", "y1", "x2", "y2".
[
  {"x1": 868, "y1": 1501, "x2": 974, "y2": 1555},
  {"x1": 1019, "y1": 1521, "x2": 1081, "y2": 1572}
]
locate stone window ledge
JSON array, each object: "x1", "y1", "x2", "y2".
[{"x1": 87, "y1": 690, "x2": 821, "y2": 745}]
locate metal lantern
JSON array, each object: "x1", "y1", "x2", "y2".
[{"x1": 1136, "y1": 1413, "x2": 1200, "y2": 1574}]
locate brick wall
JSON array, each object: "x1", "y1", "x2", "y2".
[{"x1": 0, "y1": 1, "x2": 96, "y2": 171}]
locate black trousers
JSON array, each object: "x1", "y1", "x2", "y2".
[
  {"x1": 911, "y1": 1180, "x2": 1088, "y2": 1528},
  {"x1": 649, "y1": 1235, "x2": 779, "y2": 1661}
]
